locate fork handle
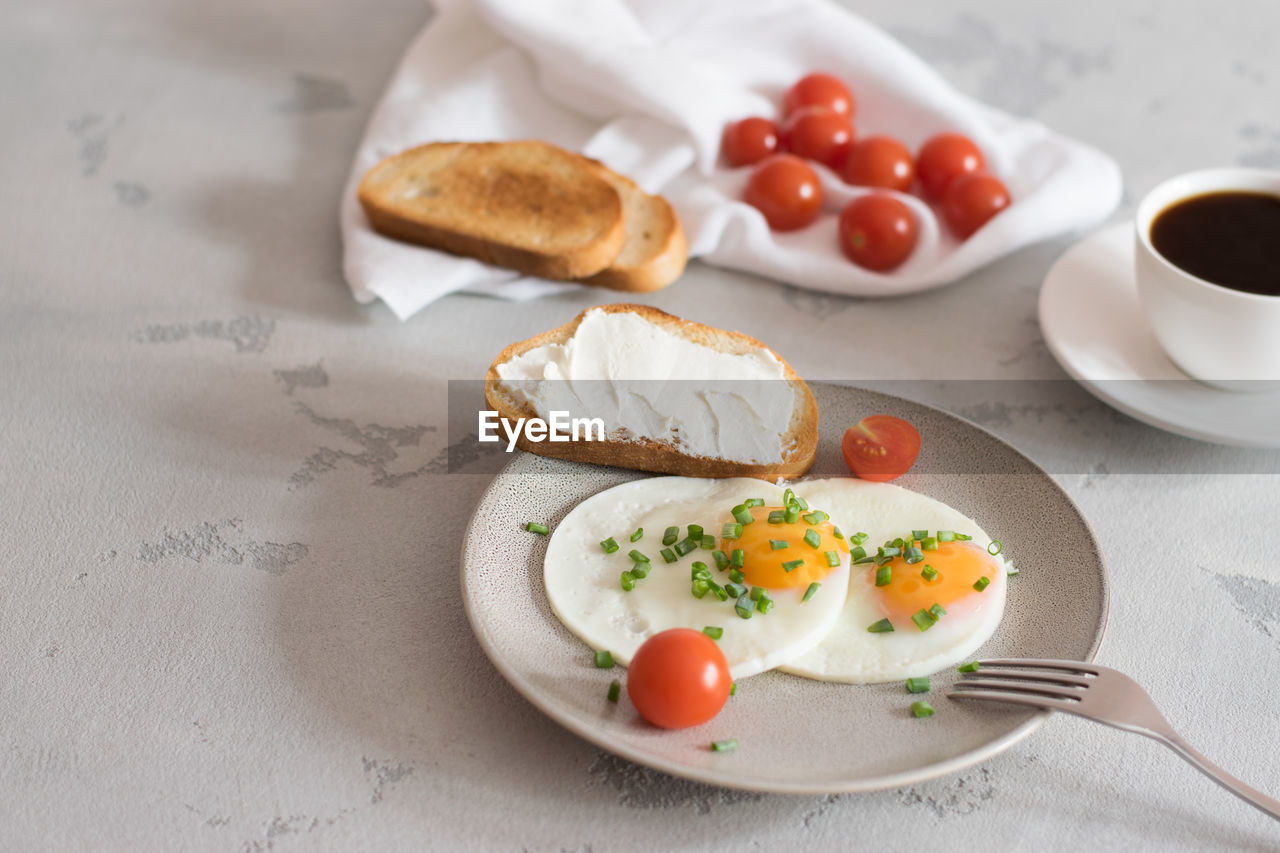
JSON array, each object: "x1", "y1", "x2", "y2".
[{"x1": 1156, "y1": 731, "x2": 1280, "y2": 821}]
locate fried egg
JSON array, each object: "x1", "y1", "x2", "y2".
[
  {"x1": 778, "y1": 478, "x2": 1008, "y2": 683},
  {"x1": 544, "y1": 477, "x2": 852, "y2": 679}
]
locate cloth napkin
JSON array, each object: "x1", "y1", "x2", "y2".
[{"x1": 341, "y1": 0, "x2": 1122, "y2": 319}]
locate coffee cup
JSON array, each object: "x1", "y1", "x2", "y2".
[{"x1": 1134, "y1": 168, "x2": 1280, "y2": 391}]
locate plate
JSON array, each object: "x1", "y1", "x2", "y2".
[
  {"x1": 1039, "y1": 223, "x2": 1280, "y2": 448},
  {"x1": 461, "y1": 383, "x2": 1108, "y2": 793}
]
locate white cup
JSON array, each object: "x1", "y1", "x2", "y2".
[{"x1": 1134, "y1": 168, "x2": 1280, "y2": 390}]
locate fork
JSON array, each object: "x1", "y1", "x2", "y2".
[{"x1": 950, "y1": 658, "x2": 1280, "y2": 821}]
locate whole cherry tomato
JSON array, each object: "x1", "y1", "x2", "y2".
[
  {"x1": 781, "y1": 107, "x2": 855, "y2": 169},
  {"x1": 744, "y1": 154, "x2": 822, "y2": 231},
  {"x1": 941, "y1": 172, "x2": 1011, "y2": 239},
  {"x1": 840, "y1": 135, "x2": 914, "y2": 192},
  {"x1": 721, "y1": 117, "x2": 780, "y2": 168},
  {"x1": 783, "y1": 72, "x2": 856, "y2": 119},
  {"x1": 626, "y1": 628, "x2": 732, "y2": 729},
  {"x1": 842, "y1": 415, "x2": 922, "y2": 482},
  {"x1": 916, "y1": 133, "x2": 984, "y2": 201},
  {"x1": 837, "y1": 194, "x2": 918, "y2": 272}
]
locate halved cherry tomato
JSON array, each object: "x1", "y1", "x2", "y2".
[
  {"x1": 842, "y1": 415, "x2": 922, "y2": 482},
  {"x1": 916, "y1": 133, "x2": 984, "y2": 201},
  {"x1": 838, "y1": 194, "x2": 917, "y2": 272},
  {"x1": 722, "y1": 117, "x2": 780, "y2": 168},
  {"x1": 840, "y1": 135, "x2": 914, "y2": 192},
  {"x1": 626, "y1": 628, "x2": 731, "y2": 729},
  {"x1": 941, "y1": 172, "x2": 1011, "y2": 239},
  {"x1": 783, "y1": 72, "x2": 855, "y2": 119},
  {"x1": 781, "y1": 107, "x2": 855, "y2": 169},
  {"x1": 744, "y1": 154, "x2": 822, "y2": 231}
]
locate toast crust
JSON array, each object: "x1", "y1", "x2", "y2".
[
  {"x1": 358, "y1": 140, "x2": 626, "y2": 280},
  {"x1": 580, "y1": 168, "x2": 688, "y2": 293},
  {"x1": 484, "y1": 304, "x2": 818, "y2": 479}
]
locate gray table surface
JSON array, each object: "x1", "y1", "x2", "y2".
[{"x1": 4, "y1": 0, "x2": 1279, "y2": 850}]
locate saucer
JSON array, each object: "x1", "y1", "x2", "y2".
[{"x1": 1039, "y1": 223, "x2": 1280, "y2": 448}]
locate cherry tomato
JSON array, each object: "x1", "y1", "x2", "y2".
[
  {"x1": 837, "y1": 194, "x2": 918, "y2": 272},
  {"x1": 783, "y1": 72, "x2": 856, "y2": 119},
  {"x1": 941, "y1": 172, "x2": 1011, "y2": 239},
  {"x1": 626, "y1": 628, "x2": 732, "y2": 729},
  {"x1": 840, "y1": 135, "x2": 914, "y2": 192},
  {"x1": 781, "y1": 107, "x2": 855, "y2": 169},
  {"x1": 916, "y1": 133, "x2": 984, "y2": 201},
  {"x1": 743, "y1": 154, "x2": 822, "y2": 231},
  {"x1": 722, "y1": 117, "x2": 780, "y2": 168},
  {"x1": 841, "y1": 415, "x2": 922, "y2": 482}
]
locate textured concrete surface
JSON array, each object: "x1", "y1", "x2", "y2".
[{"x1": 2, "y1": 0, "x2": 1278, "y2": 850}]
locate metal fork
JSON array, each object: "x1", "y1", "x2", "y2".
[{"x1": 950, "y1": 659, "x2": 1280, "y2": 820}]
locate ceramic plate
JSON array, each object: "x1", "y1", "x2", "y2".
[
  {"x1": 1040, "y1": 223, "x2": 1280, "y2": 448},
  {"x1": 461, "y1": 383, "x2": 1108, "y2": 793}
]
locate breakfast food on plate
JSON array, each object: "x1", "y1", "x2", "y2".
[
  {"x1": 721, "y1": 71, "x2": 1015, "y2": 264},
  {"x1": 625, "y1": 628, "x2": 732, "y2": 729},
  {"x1": 358, "y1": 140, "x2": 687, "y2": 291},
  {"x1": 841, "y1": 415, "x2": 922, "y2": 482},
  {"x1": 485, "y1": 304, "x2": 819, "y2": 479}
]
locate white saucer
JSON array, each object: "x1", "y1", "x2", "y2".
[{"x1": 1039, "y1": 223, "x2": 1280, "y2": 448}]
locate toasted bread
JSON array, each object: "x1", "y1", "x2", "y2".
[
  {"x1": 581, "y1": 168, "x2": 687, "y2": 292},
  {"x1": 485, "y1": 304, "x2": 818, "y2": 479},
  {"x1": 358, "y1": 140, "x2": 625, "y2": 280}
]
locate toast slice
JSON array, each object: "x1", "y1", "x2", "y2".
[
  {"x1": 358, "y1": 140, "x2": 625, "y2": 280},
  {"x1": 485, "y1": 304, "x2": 818, "y2": 479},
  {"x1": 581, "y1": 168, "x2": 688, "y2": 292}
]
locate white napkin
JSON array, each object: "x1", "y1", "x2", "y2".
[{"x1": 341, "y1": 0, "x2": 1122, "y2": 320}]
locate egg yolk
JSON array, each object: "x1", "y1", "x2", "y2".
[
  {"x1": 872, "y1": 541, "x2": 1001, "y2": 620},
  {"x1": 721, "y1": 506, "x2": 847, "y2": 590}
]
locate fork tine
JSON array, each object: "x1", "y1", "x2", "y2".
[
  {"x1": 955, "y1": 678, "x2": 1085, "y2": 700},
  {"x1": 962, "y1": 668, "x2": 1094, "y2": 687},
  {"x1": 977, "y1": 658, "x2": 1101, "y2": 675},
  {"x1": 948, "y1": 687, "x2": 1081, "y2": 713}
]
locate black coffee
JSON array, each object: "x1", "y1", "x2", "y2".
[{"x1": 1149, "y1": 191, "x2": 1280, "y2": 297}]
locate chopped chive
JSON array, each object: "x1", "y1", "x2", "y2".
[
  {"x1": 921, "y1": 564, "x2": 938, "y2": 581},
  {"x1": 767, "y1": 510, "x2": 786, "y2": 524},
  {"x1": 711, "y1": 739, "x2": 738, "y2": 752},
  {"x1": 745, "y1": 498, "x2": 765, "y2": 508},
  {"x1": 525, "y1": 522, "x2": 549, "y2": 535},
  {"x1": 867, "y1": 618, "x2": 894, "y2": 633},
  {"x1": 731, "y1": 549, "x2": 744, "y2": 568},
  {"x1": 784, "y1": 507, "x2": 800, "y2": 524},
  {"x1": 630, "y1": 562, "x2": 649, "y2": 579},
  {"x1": 906, "y1": 677, "x2": 931, "y2": 694},
  {"x1": 731, "y1": 504, "x2": 754, "y2": 525},
  {"x1": 749, "y1": 586, "x2": 765, "y2": 602},
  {"x1": 1005, "y1": 561, "x2": 1019, "y2": 576},
  {"x1": 721, "y1": 522, "x2": 743, "y2": 541},
  {"x1": 853, "y1": 556, "x2": 875, "y2": 565},
  {"x1": 891, "y1": 537, "x2": 905, "y2": 549},
  {"x1": 691, "y1": 579, "x2": 710, "y2": 599},
  {"x1": 756, "y1": 596, "x2": 774, "y2": 614},
  {"x1": 728, "y1": 569, "x2": 745, "y2": 584},
  {"x1": 735, "y1": 595, "x2": 753, "y2": 619},
  {"x1": 803, "y1": 529, "x2": 821, "y2": 549},
  {"x1": 729, "y1": 682, "x2": 737, "y2": 696},
  {"x1": 937, "y1": 530, "x2": 956, "y2": 542},
  {"x1": 594, "y1": 650, "x2": 614, "y2": 669},
  {"x1": 910, "y1": 701, "x2": 935, "y2": 718},
  {"x1": 958, "y1": 661, "x2": 980, "y2": 673},
  {"x1": 988, "y1": 540, "x2": 1003, "y2": 556},
  {"x1": 770, "y1": 539, "x2": 789, "y2": 551},
  {"x1": 850, "y1": 545, "x2": 867, "y2": 561},
  {"x1": 674, "y1": 537, "x2": 697, "y2": 556},
  {"x1": 852, "y1": 532, "x2": 869, "y2": 545},
  {"x1": 725, "y1": 582, "x2": 746, "y2": 599},
  {"x1": 832, "y1": 526, "x2": 844, "y2": 539},
  {"x1": 601, "y1": 537, "x2": 620, "y2": 554},
  {"x1": 607, "y1": 679, "x2": 621, "y2": 703},
  {"x1": 802, "y1": 582, "x2": 821, "y2": 602},
  {"x1": 781, "y1": 558, "x2": 804, "y2": 572},
  {"x1": 903, "y1": 545, "x2": 924, "y2": 564},
  {"x1": 875, "y1": 566, "x2": 892, "y2": 587},
  {"x1": 662, "y1": 526, "x2": 679, "y2": 546},
  {"x1": 630, "y1": 528, "x2": 643, "y2": 543},
  {"x1": 912, "y1": 529, "x2": 928, "y2": 541},
  {"x1": 793, "y1": 496, "x2": 809, "y2": 511},
  {"x1": 973, "y1": 576, "x2": 991, "y2": 592},
  {"x1": 712, "y1": 550, "x2": 729, "y2": 570},
  {"x1": 629, "y1": 550, "x2": 649, "y2": 564},
  {"x1": 921, "y1": 536, "x2": 938, "y2": 551},
  {"x1": 660, "y1": 547, "x2": 677, "y2": 564},
  {"x1": 688, "y1": 524, "x2": 704, "y2": 541},
  {"x1": 955, "y1": 533, "x2": 973, "y2": 541},
  {"x1": 911, "y1": 609, "x2": 937, "y2": 631},
  {"x1": 703, "y1": 626, "x2": 723, "y2": 640},
  {"x1": 824, "y1": 550, "x2": 840, "y2": 567},
  {"x1": 928, "y1": 602, "x2": 946, "y2": 619},
  {"x1": 691, "y1": 561, "x2": 709, "y2": 576},
  {"x1": 803, "y1": 511, "x2": 829, "y2": 525},
  {"x1": 620, "y1": 571, "x2": 636, "y2": 591},
  {"x1": 701, "y1": 535, "x2": 715, "y2": 550},
  {"x1": 782, "y1": 488, "x2": 795, "y2": 506},
  {"x1": 878, "y1": 546, "x2": 901, "y2": 559}
]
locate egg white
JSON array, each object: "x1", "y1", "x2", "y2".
[
  {"x1": 544, "y1": 477, "x2": 852, "y2": 679},
  {"x1": 778, "y1": 478, "x2": 1009, "y2": 684}
]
